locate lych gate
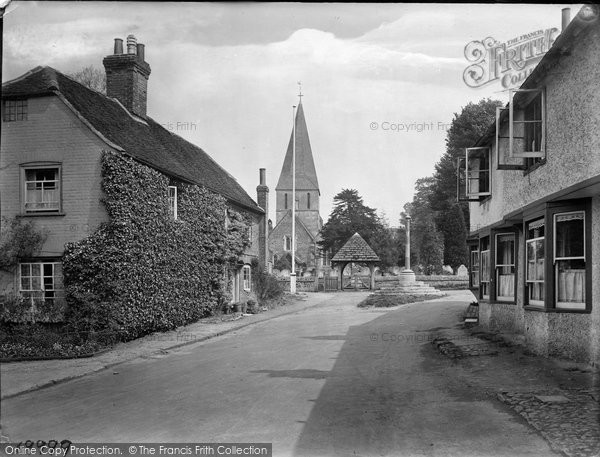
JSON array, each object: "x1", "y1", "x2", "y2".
[{"x1": 331, "y1": 232, "x2": 381, "y2": 290}]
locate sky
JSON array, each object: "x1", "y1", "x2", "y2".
[{"x1": 2, "y1": 2, "x2": 579, "y2": 226}]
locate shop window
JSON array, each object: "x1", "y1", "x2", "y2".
[
  {"x1": 526, "y1": 219, "x2": 545, "y2": 307},
  {"x1": 495, "y1": 233, "x2": 515, "y2": 301},
  {"x1": 554, "y1": 212, "x2": 585, "y2": 310}
]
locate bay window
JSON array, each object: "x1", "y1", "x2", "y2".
[{"x1": 554, "y1": 211, "x2": 586, "y2": 310}]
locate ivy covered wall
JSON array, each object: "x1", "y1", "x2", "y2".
[{"x1": 63, "y1": 150, "x2": 249, "y2": 339}]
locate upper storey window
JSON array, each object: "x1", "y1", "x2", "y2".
[{"x1": 4, "y1": 99, "x2": 28, "y2": 121}]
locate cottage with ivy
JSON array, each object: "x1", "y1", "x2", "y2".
[{"x1": 0, "y1": 35, "x2": 268, "y2": 338}]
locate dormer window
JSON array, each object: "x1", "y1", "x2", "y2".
[{"x1": 4, "y1": 99, "x2": 28, "y2": 122}]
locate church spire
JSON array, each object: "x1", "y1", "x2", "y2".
[{"x1": 275, "y1": 93, "x2": 319, "y2": 193}]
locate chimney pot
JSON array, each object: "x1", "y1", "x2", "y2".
[
  {"x1": 127, "y1": 34, "x2": 137, "y2": 54},
  {"x1": 136, "y1": 43, "x2": 145, "y2": 62},
  {"x1": 259, "y1": 168, "x2": 266, "y2": 186},
  {"x1": 562, "y1": 8, "x2": 571, "y2": 31},
  {"x1": 114, "y1": 38, "x2": 123, "y2": 55}
]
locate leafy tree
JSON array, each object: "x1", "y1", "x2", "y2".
[
  {"x1": 319, "y1": 189, "x2": 382, "y2": 256},
  {"x1": 429, "y1": 98, "x2": 502, "y2": 265},
  {"x1": 440, "y1": 203, "x2": 469, "y2": 270},
  {"x1": 69, "y1": 66, "x2": 106, "y2": 94},
  {"x1": 412, "y1": 210, "x2": 444, "y2": 275}
]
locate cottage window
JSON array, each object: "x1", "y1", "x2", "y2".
[
  {"x1": 4, "y1": 99, "x2": 28, "y2": 121},
  {"x1": 20, "y1": 262, "x2": 64, "y2": 309},
  {"x1": 480, "y1": 237, "x2": 491, "y2": 299},
  {"x1": 284, "y1": 235, "x2": 292, "y2": 251},
  {"x1": 168, "y1": 186, "x2": 178, "y2": 220},
  {"x1": 285, "y1": 193, "x2": 288, "y2": 210},
  {"x1": 526, "y1": 219, "x2": 545, "y2": 307},
  {"x1": 509, "y1": 89, "x2": 545, "y2": 161},
  {"x1": 495, "y1": 233, "x2": 515, "y2": 301},
  {"x1": 23, "y1": 166, "x2": 61, "y2": 213},
  {"x1": 247, "y1": 224, "x2": 253, "y2": 244},
  {"x1": 554, "y1": 212, "x2": 585, "y2": 310},
  {"x1": 242, "y1": 265, "x2": 251, "y2": 291},
  {"x1": 307, "y1": 193, "x2": 311, "y2": 209},
  {"x1": 465, "y1": 147, "x2": 491, "y2": 198}
]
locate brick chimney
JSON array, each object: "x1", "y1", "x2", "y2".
[
  {"x1": 103, "y1": 35, "x2": 151, "y2": 117},
  {"x1": 256, "y1": 168, "x2": 269, "y2": 271}
]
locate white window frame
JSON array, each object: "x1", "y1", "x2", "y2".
[
  {"x1": 509, "y1": 88, "x2": 545, "y2": 159},
  {"x1": 495, "y1": 233, "x2": 516, "y2": 302},
  {"x1": 470, "y1": 248, "x2": 480, "y2": 289},
  {"x1": 242, "y1": 265, "x2": 251, "y2": 291},
  {"x1": 19, "y1": 261, "x2": 64, "y2": 309},
  {"x1": 168, "y1": 186, "x2": 178, "y2": 220},
  {"x1": 22, "y1": 165, "x2": 61, "y2": 213},
  {"x1": 553, "y1": 211, "x2": 586, "y2": 310},
  {"x1": 526, "y1": 219, "x2": 545, "y2": 307},
  {"x1": 465, "y1": 147, "x2": 491, "y2": 198}
]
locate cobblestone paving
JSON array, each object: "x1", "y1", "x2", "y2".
[{"x1": 498, "y1": 389, "x2": 600, "y2": 457}]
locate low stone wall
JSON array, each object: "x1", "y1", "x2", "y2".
[
  {"x1": 374, "y1": 275, "x2": 469, "y2": 290},
  {"x1": 276, "y1": 278, "x2": 316, "y2": 292}
]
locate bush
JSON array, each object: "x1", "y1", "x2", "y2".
[
  {"x1": 0, "y1": 323, "x2": 114, "y2": 359},
  {"x1": 252, "y1": 270, "x2": 283, "y2": 301}
]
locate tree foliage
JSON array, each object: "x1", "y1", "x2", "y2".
[
  {"x1": 319, "y1": 189, "x2": 382, "y2": 254},
  {"x1": 406, "y1": 99, "x2": 502, "y2": 272},
  {"x1": 0, "y1": 217, "x2": 47, "y2": 271},
  {"x1": 69, "y1": 66, "x2": 107, "y2": 94}
]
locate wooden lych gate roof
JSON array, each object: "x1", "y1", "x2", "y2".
[{"x1": 331, "y1": 232, "x2": 380, "y2": 263}]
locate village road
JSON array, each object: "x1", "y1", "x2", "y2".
[{"x1": 1, "y1": 291, "x2": 557, "y2": 456}]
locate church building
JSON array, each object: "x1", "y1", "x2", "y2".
[{"x1": 268, "y1": 100, "x2": 325, "y2": 274}]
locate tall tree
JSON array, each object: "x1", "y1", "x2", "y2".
[
  {"x1": 319, "y1": 189, "x2": 383, "y2": 257},
  {"x1": 429, "y1": 98, "x2": 502, "y2": 265},
  {"x1": 440, "y1": 203, "x2": 469, "y2": 270},
  {"x1": 69, "y1": 66, "x2": 107, "y2": 94},
  {"x1": 412, "y1": 210, "x2": 444, "y2": 275}
]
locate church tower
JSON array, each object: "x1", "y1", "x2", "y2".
[
  {"x1": 275, "y1": 100, "x2": 321, "y2": 235},
  {"x1": 269, "y1": 96, "x2": 323, "y2": 271}
]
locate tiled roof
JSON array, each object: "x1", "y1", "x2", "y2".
[
  {"x1": 276, "y1": 102, "x2": 320, "y2": 192},
  {"x1": 2, "y1": 66, "x2": 263, "y2": 214},
  {"x1": 331, "y1": 232, "x2": 380, "y2": 263}
]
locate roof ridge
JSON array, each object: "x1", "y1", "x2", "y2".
[{"x1": 2, "y1": 65, "x2": 52, "y2": 88}]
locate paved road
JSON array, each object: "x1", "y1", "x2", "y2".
[{"x1": 1, "y1": 291, "x2": 556, "y2": 456}]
